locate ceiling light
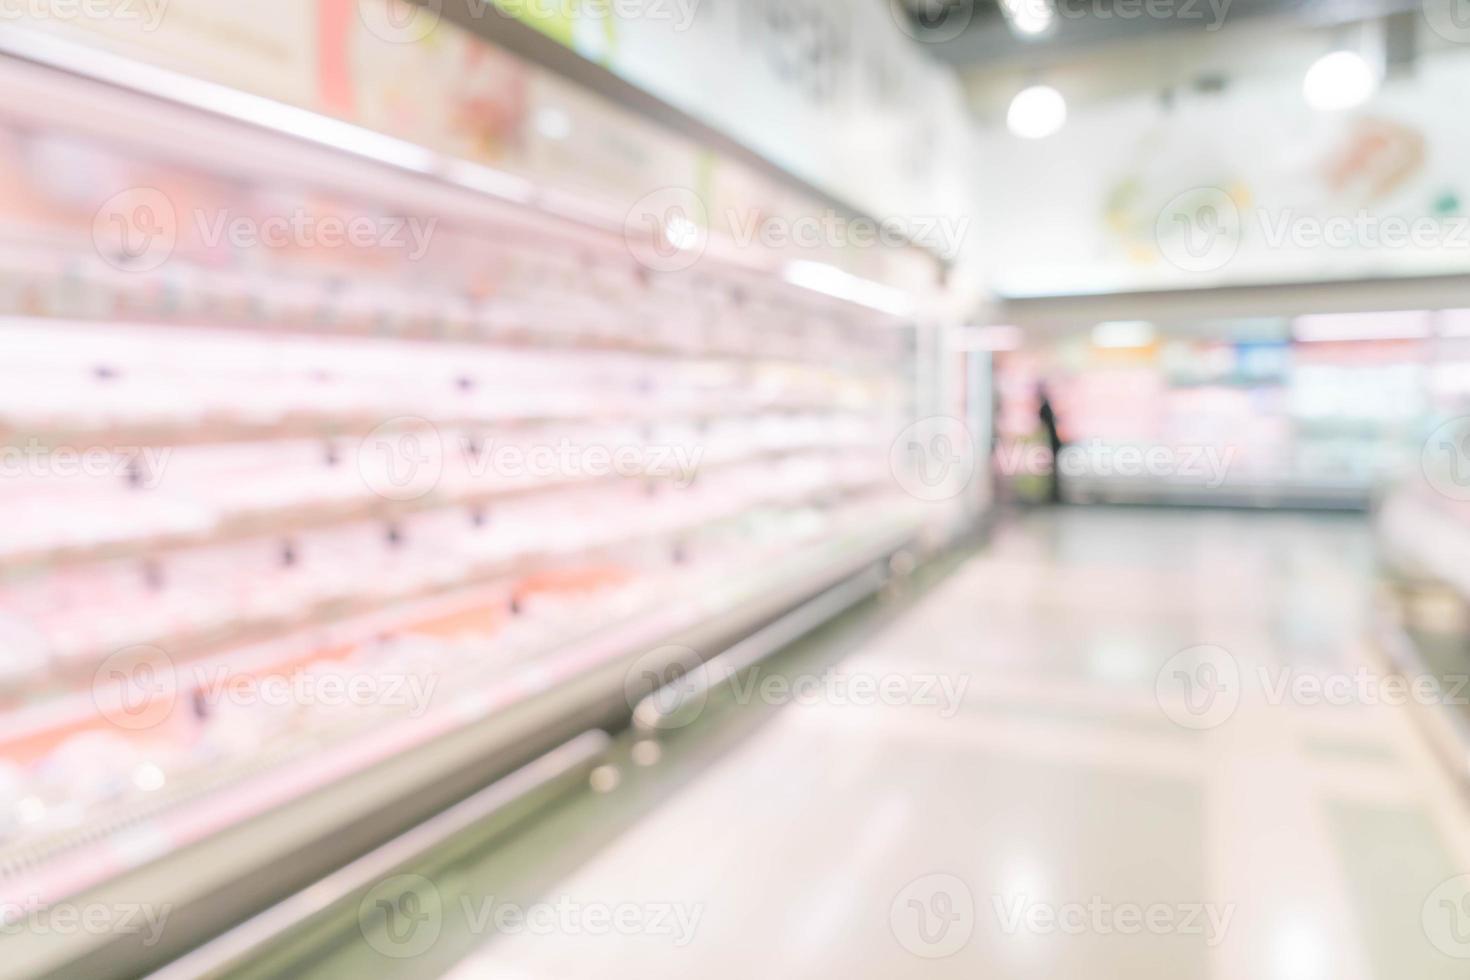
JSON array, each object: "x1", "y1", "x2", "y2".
[
  {"x1": 1302, "y1": 51, "x2": 1378, "y2": 111},
  {"x1": 1007, "y1": 85, "x2": 1067, "y2": 140},
  {"x1": 1292, "y1": 311, "x2": 1431, "y2": 342},
  {"x1": 782, "y1": 261, "x2": 914, "y2": 318},
  {"x1": 1092, "y1": 321, "x2": 1156, "y2": 348},
  {"x1": 1000, "y1": 0, "x2": 1055, "y2": 37}
]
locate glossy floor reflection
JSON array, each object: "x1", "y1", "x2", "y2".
[{"x1": 442, "y1": 508, "x2": 1470, "y2": 980}]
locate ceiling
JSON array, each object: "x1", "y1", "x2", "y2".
[{"x1": 894, "y1": 0, "x2": 1423, "y2": 68}]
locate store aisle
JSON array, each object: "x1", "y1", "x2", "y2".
[{"x1": 438, "y1": 509, "x2": 1470, "y2": 980}]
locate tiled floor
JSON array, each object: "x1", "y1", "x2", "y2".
[{"x1": 354, "y1": 508, "x2": 1470, "y2": 979}]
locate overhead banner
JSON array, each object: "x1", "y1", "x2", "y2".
[{"x1": 979, "y1": 48, "x2": 1470, "y2": 297}]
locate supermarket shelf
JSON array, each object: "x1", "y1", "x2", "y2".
[
  {"x1": 144, "y1": 730, "x2": 614, "y2": 980},
  {"x1": 4, "y1": 473, "x2": 894, "y2": 713},
  {"x1": 0, "y1": 245, "x2": 901, "y2": 367},
  {"x1": 0, "y1": 440, "x2": 881, "y2": 577},
  {"x1": 0, "y1": 33, "x2": 913, "y2": 322},
  {"x1": 0, "y1": 400, "x2": 863, "y2": 455},
  {"x1": 1064, "y1": 474, "x2": 1375, "y2": 511},
  {"x1": 0, "y1": 513, "x2": 921, "y2": 980},
  {"x1": 1372, "y1": 485, "x2": 1470, "y2": 785},
  {"x1": 632, "y1": 568, "x2": 887, "y2": 732},
  {"x1": 422, "y1": 0, "x2": 950, "y2": 268},
  {"x1": 1377, "y1": 486, "x2": 1470, "y2": 601},
  {"x1": 1371, "y1": 606, "x2": 1470, "y2": 786},
  {"x1": 139, "y1": 533, "x2": 909, "y2": 980}
]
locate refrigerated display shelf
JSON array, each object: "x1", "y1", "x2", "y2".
[
  {"x1": 0, "y1": 251, "x2": 905, "y2": 369},
  {"x1": 1376, "y1": 485, "x2": 1470, "y2": 601},
  {"x1": 1373, "y1": 483, "x2": 1470, "y2": 785},
  {"x1": 3, "y1": 464, "x2": 897, "y2": 690},
  {"x1": 0, "y1": 40, "x2": 912, "y2": 360},
  {"x1": 1064, "y1": 472, "x2": 1376, "y2": 510},
  {"x1": 0, "y1": 401, "x2": 872, "y2": 454},
  {"x1": 1, "y1": 501, "x2": 914, "y2": 868},
  {"x1": 0, "y1": 31, "x2": 939, "y2": 980},
  {"x1": 0, "y1": 436, "x2": 887, "y2": 576},
  {"x1": 0, "y1": 511, "x2": 920, "y2": 980}
]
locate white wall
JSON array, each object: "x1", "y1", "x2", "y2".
[{"x1": 974, "y1": 44, "x2": 1470, "y2": 298}]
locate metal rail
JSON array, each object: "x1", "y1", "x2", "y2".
[{"x1": 143, "y1": 730, "x2": 612, "y2": 980}]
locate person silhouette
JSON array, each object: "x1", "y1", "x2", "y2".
[{"x1": 1037, "y1": 383, "x2": 1063, "y2": 504}]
